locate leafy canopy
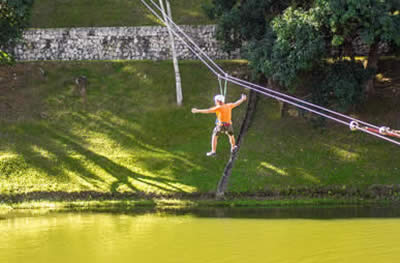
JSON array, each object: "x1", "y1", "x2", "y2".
[
  {"x1": 0, "y1": 0, "x2": 34, "y2": 64},
  {"x1": 205, "y1": 0, "x2": 400, "y2": 109}
]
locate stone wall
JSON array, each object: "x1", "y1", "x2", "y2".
[
  {"x1": 11, "y1": 25, "x2": 240, "y2": 61},
  {"x1": 10, "y1": 25, "x2": 388, "y2": 62}
]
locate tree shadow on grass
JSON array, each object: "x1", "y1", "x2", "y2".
[
  {"x1": 71, "y1": 111, "x2": 204, "y2": 173},
  {"x1": 70, "y1": 112, "x2": 169, "y2": 156},
  {"x1": 12, "y1": 125, "x2": 106, "y2": 190},
  {"x1": 14, "y1": 122, "x2": 194, "y2": 193}
]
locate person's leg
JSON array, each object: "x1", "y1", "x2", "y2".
[
  {"x1": 227, "y1": 125, "x2": 237, "y2": 152},
  {"x1": 211, "y1": 134, "x2": 218, "y2": 152},
  {"x1": 207, "y1": 127, "x2": 219, "y2": 156},
  {"x1": 228, "y1": 134, "x2": 237, "y2": 151}
]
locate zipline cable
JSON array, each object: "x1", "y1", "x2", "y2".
[
  {"x1": 140, "y1": 0, "x2": 222, "y2": 76},
  {"x1": 146, "y1": 0, "x2": 226, "y2": 75},
  {"x1": 144, "y1": 0, "x2": 379, "y2": 129},
  {"x1": 226, "y1": 75, "x2": 381, "y2": 130},
  {"x1": 221, "y1": 75, "x2": 400, "y2": 147},
  {"x1": 141, "y1": 0, "x2": 400, "y2": 147}
]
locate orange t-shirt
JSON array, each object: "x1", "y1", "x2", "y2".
[{"x1": 211, "y1": 103, "x2": 234, "y2": 124}]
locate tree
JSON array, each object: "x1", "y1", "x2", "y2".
[
  {"x1": 159, "y1": 0, "x2": 183, "y2": 106},
  {"x1": 206, "y1": 0, "x2": 400, "y2": 99},
  {"x1": 216, "y1": 89, "x2": 259, "y2": 198},
  {"x1": 202, "y1": 0, "x2": 302, "y2": 198},
  {"x1": 206, "y1": 0, "x2": 399, "y2": 195},
  {"x1": 203, "y1": 0, "x2": 309, "y2": 53},
  {"x1": 316, "y1": 0, "x2": 400, "y2": 94},
  {"x1": 0, "y1": 0, "x2": 34, "y2": 64}
]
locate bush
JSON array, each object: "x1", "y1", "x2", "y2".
[
  {"x1": 0, "y1": 0, "x2": 34, "y2": 64},
  {"x1": 311, "y1": 61, "x2": 372, "y2": 112}
]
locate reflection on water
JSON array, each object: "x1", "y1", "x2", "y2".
[{"x1": 1, "y1": 207, "x2": 400, "y2": 263}]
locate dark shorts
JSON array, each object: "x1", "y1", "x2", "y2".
[{"x1": 212, "y1": 123, "x2": 234, "y2": 136}]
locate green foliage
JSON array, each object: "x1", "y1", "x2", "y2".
[
  {"x1": 0, "y1": 0, "x2": 33, "y2": 64},
  {"x1": 204, "y1": 0, "x2": 271, "y2": 52},
  {"x1": 261, "y1": 0, "x2": 400, "y2": 89},
  {"x1": 202, "y1": 0, "x2": 237, "y2": 20},
  {"x1": 215, "y1": 7, "x2": 242, "y2": 52},
  {"x1": 204, "y1": 0, "x2": 308, "y2": 52},
  {"x1": 311, "y1": 61, "x2": 371, "y2": 111},
  {"x1": 318, "y1": 0, "x2": 400, "y2": 47},
  {"x1": 264, "y1": 7, "x2": 326, "y2": 88},
  {"x1": 0, "y1": 49, "x2": 14, "y2": 65},
  {"x1": 208, "y1": 0, "x2": 400, "y2": 107}
]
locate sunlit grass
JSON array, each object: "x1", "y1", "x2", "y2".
[
  {"x1": 258, "y1": 162, "x2": 288, "y2": 176},
  {"x1": 30, "y1": 0, "x2": 213, "y2": 28},
  {"x1": 0, "y1": 61, "x2": 247, "y2": 195},
  {"x1": 0, "y1": 60, "x2": 400, "y2": 198}
]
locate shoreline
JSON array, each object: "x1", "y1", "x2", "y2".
[{"x1": 1, "y1": 186, "x2": 400, "y2": 211}]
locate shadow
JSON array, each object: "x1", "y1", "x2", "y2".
[
  {"x1": 43, "y1": 127, "x2": 189, "y2": 193},
  {"x1": 6, "y1": 115, "x2": 197, "y2": 194},
  {"x1": 12, "y1": 124, "x2": 106, "y2": 190}
]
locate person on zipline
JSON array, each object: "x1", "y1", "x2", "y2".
[{"x1": 191, "y1": 94, "x2": 247, "y2": 156}]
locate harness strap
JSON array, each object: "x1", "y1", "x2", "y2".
[{"x1": 215, "y1": 120, "x2": 231, "y2": 127}]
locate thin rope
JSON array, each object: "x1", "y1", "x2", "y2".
[
  {"x1": 217, "y1": 74, "x2": 223, "y2": 95},
  {"x1": 217, "y1": 74, "x2": 228, "y2": 97},
  {"x1": 223, "y1": 73, "x2": 228, "y2": 97}
]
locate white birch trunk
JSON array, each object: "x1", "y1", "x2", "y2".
[{"x1": 159, "y1": 0, "x2": 183, "y2": 106}]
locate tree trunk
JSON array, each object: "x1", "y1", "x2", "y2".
[
  {"x1": 75, "y1": 76, "x2": 88, "y2": 105},
  {"x1": 344, "y1": 38, "x2": 355, "y2": 61},
  {"x1": 216, "y1": 88, "x2": 260, "y2": 199},
  {"x1": 278, "y1": 101, "x2": 288, "y2": 118},
  {"x1": 268, "y1": 78, "x2": 287, "y2": 117},
  {"x1": 159, "y1": 0, "x2": 183, "y2": 106},
  {"x1": 365, "y1": 42, "x2": 379, "y2": 96}
]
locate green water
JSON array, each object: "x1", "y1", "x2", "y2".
[{"x1": 1, "y1": 208, "x2": 400, "y2": 263}]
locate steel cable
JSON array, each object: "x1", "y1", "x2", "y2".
[{"x1": 141, "y1": 0, "x2": 400, "y2": 147}]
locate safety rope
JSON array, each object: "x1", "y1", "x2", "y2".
[
  {"x1": 218, "y1": 74, "x2": 228, "y2": 97},
  {"x1": 140, "y1": 0, "x2": 400, "y2": 147}
]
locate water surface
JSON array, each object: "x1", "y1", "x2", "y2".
[{"x1": 1, "y1": 207, "x2": 400, "y2": 263}]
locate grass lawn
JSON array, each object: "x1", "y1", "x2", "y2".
[
  {"x1": 0, "y1": 60, "x2": 399, "y2": 197},
  {"x1": 30, "y1": 0, "x2": 213, "y2": 28}
]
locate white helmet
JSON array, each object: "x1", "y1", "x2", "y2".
[{"x1": 214, "y1": 94, "x2": 225, "y2": 103}]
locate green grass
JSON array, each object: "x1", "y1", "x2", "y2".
[
  {"x1": 30, "y1": 0, "x2": 213, "y2": 28},
  {"x1": 0, "y1": 60, "x2": 400, "y2": 198},
  {"x1": 1, "y1": 198, "x2": 395, "y2": 213}
]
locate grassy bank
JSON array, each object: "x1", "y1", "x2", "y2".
[
  {"x1": 30, "y1": 0, "x2": 213, "y2": 28},
  {"x1": 1, "y1": 197, "x2": 398, "y2": 212},
  {"x1": 0, "y1": 60, "x2": 400, "y2": 204}
]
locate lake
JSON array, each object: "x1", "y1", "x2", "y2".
[{"x1": 1, "y1": 206, "x2": 400, "y2": 263}]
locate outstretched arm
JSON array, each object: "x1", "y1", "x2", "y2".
[
  {"x1": 231, "y1": 94, "x2": 247, "y2": 108},
  {"x1": 192, "y1": 106, "x2": 218, "y2": 114}
]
